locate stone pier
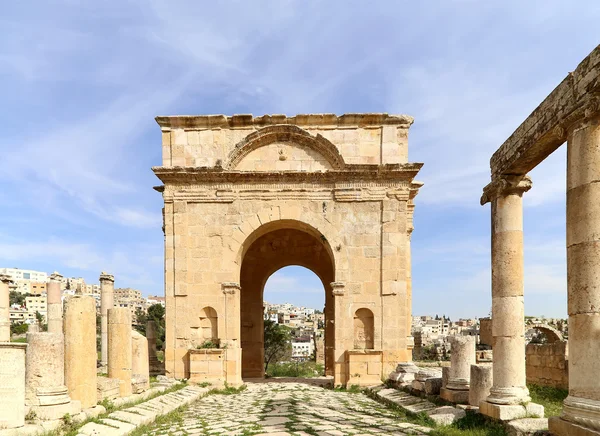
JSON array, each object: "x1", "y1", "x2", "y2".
[
  {"x1": 147, "y1": 320, "x2": 164, "y2": 376},
  {"x1": 47, "y1": 272, "x2": 63, "y2": 334},
  {"x1": 64, "y1": 296, "x2": 97, "y2": 409},
  {"x1": 100, "y1": 272, "x2": 114, "y2": 368},
  {"x1": 440, "y1": 336, "x2": 475, "y2": 404},
  {"x1": 108, "y1": 307, "x2": 132, "y2": 397},
  {"x1": 131, "y1": 330, "x2": 150, "y2": 393},
  {"x1": 0, "y1": 342, "x2": 27, "y2": 429},
  {"x1": 550, "y1": 114, "x2": 600, "y2": 435},
  {"x1": 25, "y1": 332, "x2": 76, "y2": 419},
  {"x1": 0, "y1": 274, "x2": 12, "y2": 342},
  {"x1": 469, "y1": 364, "x2": 493, "y2": 408}
]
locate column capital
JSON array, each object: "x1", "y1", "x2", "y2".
[
  {"x1": 0, "y1": 274, "x2": 13, "y2": 284},
  {"x1": 222, "y1": 282, "x2": 241, "y2": 294},
  {"x1": 99, "y1": 272, "x2": 114, "y2": 283},
  {"x1": 330, "y1": 282, "x2": 345, "y2": 296},
  {"x1": 49, "y1": 271, "x2": 63, "y2": 281},
  {"x1": 480, "y1": 175, "x2": 532, "y2": 205}
]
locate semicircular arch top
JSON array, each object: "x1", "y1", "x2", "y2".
[
  {"x1": 527, "y1": 323, "x2": 564, "y2": 343},
  {"x1": 225, "y1": 125, "x2": 346, "y2": 171}
]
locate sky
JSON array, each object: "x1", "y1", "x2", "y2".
[{"x1": 1, "y1": 1, "x2": 599, "y2": 319}]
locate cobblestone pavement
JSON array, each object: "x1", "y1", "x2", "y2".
[{"x1": 145, "y1": 381, "x2": 431, "y2": 435}]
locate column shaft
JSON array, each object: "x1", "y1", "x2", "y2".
[
  {"x1": 108, "y1": 307, "x2": 132, "y2": 397},
  {"x1": 100, "y1": 272, "x2": 115, "y2": 367},
  {"x1": 0, "y1": 275, "x2": 11, "y2": 342},
  {"x1": 47, "y1": 277, "x2": 63, "y2": 334}
]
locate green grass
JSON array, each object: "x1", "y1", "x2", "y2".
[
  {"x1": 128, "y1": 406, "x2": 186, "y2": 436},
  {"x1": 266, "y1": 361, "x2": 324, "y2": 378},
  {"x1": 208, "y1": 382, "x2": 247, "y2": 395},
  {"x1": 10, "y1": 337, "x2": 27, "y2": 343},
  {"x1": 528, "y1": 383, "x2": 568, "y2": 417},
  {"x1": 429, "y1": 412, "x2": 507, "y2": 436}
]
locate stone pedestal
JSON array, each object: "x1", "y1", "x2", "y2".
[
  {"x1": 0, "y1": 274, "x2": 12, "y2": 342},
  {"x1": 47, "y1": 273, "x2": 63, "y2": 334},
  {"x1": 550, "y1": 114, "x2": 600, "y2": 435},
  {"x1": 131, "y1": 330, "x2": 149, "y2": 393},
  {"x1": 64, "y1": 296, "x2": 97, "y2": 409},
  {"x1": 25, "y1": 332, "x2": 76, "y2": 419},
  {"x1": 440, "y1": 336, "x2": 475, "y2": 404},
  {"x1": 108, "y1": 308, "x2": 132, "y2": 397},
  {"x1": 469, "y1": 364, "x2": 493, "y2": 407},
  {"x1": 100, "y1": 272, "x2": 114, "y2": 368},
  {"x1": 147, "y1": 320, "x2": 164, "y2": 376},
  {"x1": 0, "y1": 343, "x2": 26, "y2": 429}
]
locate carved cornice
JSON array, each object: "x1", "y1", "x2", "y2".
[
  {"x1": 0, "y1": 274, "x2": 13, "y2": 284},
  {"x1": 480, "y1": 175, "x2": 533, "y2": 205},
  {"x1": 153, "y1": 163, "x2": 423, "y2": 185},
  {"x1": 331, "y1": 282, "x2": 345, "y2": 297},
  {"x1": 222, "y1": 282, "x2": 241, "y2": 294},
  {"x1": 225, "y1": 125, "x2": 345, "y2": 170},
  {"x1": 99, "y1": 272, "x2": 115, "y2": 283},
  {"x1": 49, "y1": 272, "x2": 63, "y2": 281},
  {"x1": 155, "y1": 113, "x2": 414, "y2": 130}
]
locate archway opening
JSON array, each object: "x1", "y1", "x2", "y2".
[{"x1": 239, "y1": 225, "x2": 335, "y2": 379}]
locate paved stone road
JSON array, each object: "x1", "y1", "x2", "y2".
[{"x1": 145, "y1": 381, "x2": 431, "y2": 435}]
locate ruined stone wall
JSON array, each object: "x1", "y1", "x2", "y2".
[{"x1": 526, "y1": 341, "x2": 568, "y2": 389}]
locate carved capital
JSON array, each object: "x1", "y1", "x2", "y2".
[
  {"x1": 49, "y1": 271, "x2": 63, "y2": 281},
  {"x1": 0, "y1": 274, "x2": 13, "y2": 284},
  {"x1": 99, "y1": 272, "x2": 114, "y2": 283},
  {"x1": 222, "y1": 282, "x2": 241, "y2": 295},
  {"x1": 480, "y1": 175, "x2": 532, "y2": 205},
  {"x1": 584, "y1": 97, "x2": 600, "y2": 120},
  {"x1": 330, "y1": 282, "x2": 345, "y2": 297}
]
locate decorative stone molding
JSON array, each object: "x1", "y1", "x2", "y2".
[
  {"x1": 155, "y1": 113, "x2": 415, "y2": 130},
  {"x1": 561, "y1": 395, "x2": 600, "y2": 431},
  {"x1": 480, "y1": 175, "x2": 533, "y2": 205},
  {"x1": 0, "y1": 274, "x2": 12, "y2": 284},
  {"x1": 225, "y1": 125, "x2": 346, "y2": 170},
  {"x1": 222, "y1": 283, "x2": 241, "y2": 295},
  {"x1": 99, "y1": 272, "x2": 114, "y2": 283},
  {"x1": 331, "y1": 282, "x2": 345, "y2": 297}
]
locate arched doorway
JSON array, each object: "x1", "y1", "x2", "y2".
[{"x1": 239, "y1": 222, "x2": 335, "y2": 379}]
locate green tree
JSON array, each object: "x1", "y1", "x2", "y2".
[
  {"x1": 9, "y1": 291, "x2": 26, "y2": 306},
  {"x1": 264, "y1": 320, "x2": 292, "y2": 372},
  {"x1": 133, "y1": 308, "x2": 148, "y2": 335},
  {"x1": 146, "y1": 304, "x2": 166, "y2": 350}
]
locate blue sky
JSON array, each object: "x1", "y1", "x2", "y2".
[{"x1": 1, "y1": 1, "x2": 598, "y2": 319}]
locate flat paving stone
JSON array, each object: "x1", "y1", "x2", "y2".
[{"x1": 142, "y1": 382, "x2": 431, "y2": 435}]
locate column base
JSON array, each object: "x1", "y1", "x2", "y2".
[
  {"x1": 440, "y1": 387, "x2": 470, "y2": 404},
  {"x1": 549, "y1": 416, "x2": 600, "y2": 436},
  {"x1": 479, "y1": 401, "x2": 544, "y2": 421},
  {"x1": 550, "y1": 395, "x2": 600, "y2": 434}
]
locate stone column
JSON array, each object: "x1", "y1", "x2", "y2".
[
  {"x1": 469, "y1": 364, "x2": 493, "y2": 407},
  {"x1": 25, "y1": 332, "x2": 74, "y2": 419},
  {"x1": 100, "y1": 272, "x2": 114, "y2": 368},
  {"x1": 331, "y1": 282, "x2": 347, "y2": 386},
  {"x1": 222, "y1": 282, "x2": 242, "y2": 386},
  {"x1": 108, "y1": 307, "x2": 132, "y2": 397},
  {"x1": 550, "y1": 113, "x2": 600, "y2": 435},
  {"x1": 440, "y1": 335, "x2": 475, "y2": 404},
  {"x1": 131, "y1": 331, "x2": 150, "y2": 392},
  {"x1": 47, "y1": 272, "x2": 63, "y2": 334},
  {"x1": 0, "y1": 342, "x2": 27, "y2": 429},
  {"x1": 480, "y1": 176, "x2": 543, "y2": 420},
  {"x1": 0, "y1": 274, "x2": 12, "y2": 342},
  {"x1": 64, "y1": 296, "x2": 97, "y2": 409}
]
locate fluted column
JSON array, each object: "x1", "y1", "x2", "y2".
[
  {"x1": 47, "y1": 272, "x2": 63, "y2": 334},
  {"x1": 479, "y1": 176, "x2": 543, "y2": 420},
  {"x1": 100, "y1": 272, "x2": 114, "y2": 367},
  {"x1": 0, "y1": 274, "x2": 11, "y2": 342},
  {"x1": 550, "y1": 112, "x2": 600, "y2": 435}
]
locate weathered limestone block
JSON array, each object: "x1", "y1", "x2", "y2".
[
  {"x1": 47, "y1": 272, "x2": 63, "y2": 334},
  {"x1": 442, "y1": 366, "x2": 450, "y2": 389},
  {"x1": 97, "y1": 377, "x2": 121, "y2": 402},
  {"x1": 424, "y1": 377, "x2": 443, "y2": 395},
  {"x1": 441, "y1": 336, "x2": 476, "y2": 404},
  {"x1": 0, "y1": 274, "x2": 12, "y2": 342},
  {"x1": 108, "y1": 308, "x2": 132, "y2": 397},
  {"x1": 394, "y1": 362, "x2": 419, "y2": 383},
  {"x1": 131, "y1": 331, "x2": 150, "y2": 392},
  {"x1": 25, "y1": 332, "x2": 75, "y2": 420},
  {"x1": 100, "y1": 272, "x2": 114, "y2": 368},
  {"x1": 469, "y1": 364, "x2": 493, "y2": 407},
  {"x1": 64, "y1": 296, "x2": 97, "y2": 409},
  {"x1": 0, "y1": 343, "x2": 26, "y2": 429}
]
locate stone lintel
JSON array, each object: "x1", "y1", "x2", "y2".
[
  {"x1": 155, "y1": 113, "x2": 415, "y2": 130},
  {"x1": 480, "y1": 175, "x2": 533, "y2": 205},
  {"x1": 490, "y1": 44, "x2": 600, "y2": 178}
]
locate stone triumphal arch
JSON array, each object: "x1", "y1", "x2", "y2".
[{"x1": 153, "y1": 114, "x2": 423, "y2": 386}]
